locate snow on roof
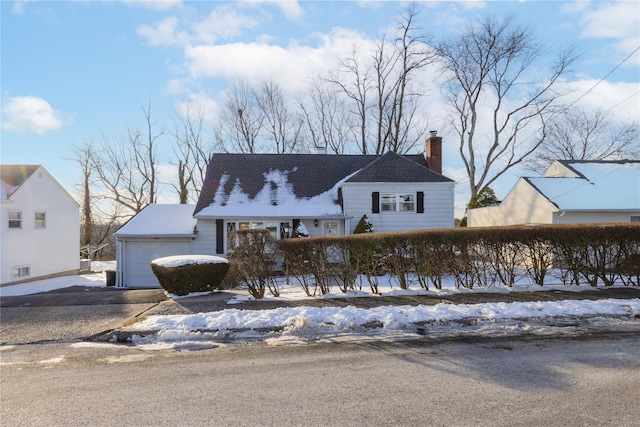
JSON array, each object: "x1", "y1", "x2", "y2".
[
  {"x1": 195, "y1": 169, "x2": 353, "y2": 218},
  {"x1": 527, "y1": 160, "x2": 640, "y2": 210},
  {"x1": 115, "y1": 204, "x2": 197, "y2": 237}
]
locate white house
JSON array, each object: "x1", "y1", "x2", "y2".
[
  {"x1": 1, "y1": 165, "x2": 80, "y2": 285},
  {"x1": 468, "y1": 160, "x2": 640, "y2": 226},
  {"x1": 115, "y1": 134, "x2": 455, "y2": 288}
]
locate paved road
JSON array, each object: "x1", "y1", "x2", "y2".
[{"x1": 1, "y1": 334, "x2": 639, "y2": 426}]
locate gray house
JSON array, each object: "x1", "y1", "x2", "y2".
[{"x1": 115, "y1": 134, "x2": 455, "y2": 288}]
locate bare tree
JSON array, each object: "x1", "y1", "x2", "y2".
[
  {"x1": 256, "y1": 77, "x2": 304, "y2": 153},
  {"x1": 327, "y1": 46, "x2": 374, "y2": 154},
  {"x1": 171, "y1": 106, "x2": 212, "y2": 203},
  {"x1": 298, "y1": 76, "x2": 355, "y2": 154},
  {"x1": 326, "y1": 4, "x2": 434, "y2": 155},
  {"x1": 213, "y1": 79, "x2": 264, "y2": 154},
  {"x1": 91, "y1": 101, "x2": 163, "y2": 216},
  {"x1": 437, "y1": 15, "x2": 579, "y2": 200},
  {"x1": 528, "y1": 107, "x2": 640, "y2": 172},
  {"x1": 70, "y1": 140, "x2": 94, "y2": 252},
  {"x1": 372, "y1": 4, "x2": 435, "y2": 154}
]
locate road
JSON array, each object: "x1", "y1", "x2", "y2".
[{"x1": 2, "y1": 334, "x2": 639, "y2": 426}]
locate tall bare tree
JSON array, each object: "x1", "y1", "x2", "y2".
[
  {"x1": 528, "y1": 107, "x2": 640, "y2": 172},
  {"x1": 70, "y1": 140, "x2": 94, "y2": 252},
  {"x1": 326, "y1": 5, "x2": 434, "y2": 155},
  {"x1": 213, "y1": 79, "x2": 264, "y2": 153},
  {"x1": 437, "y1": 15, "x2": 579, "y2": 200},
  {"x1": 91, "y1": 101, "x2": 163, "y2": 216},
  {"x1": 298, "y1": 76, "x2": 355, "y2": 154},
  {"x1": 256, "y1": 78, "x2": 304, "y2": 153},
  {"x1": 374, "y1": 4, "x2": 435, "y2": 154},
  {"x1": 327, "y1": 46, "x2": 373, "y2": 154},
  {"x1": 171, "y1": 105, "x2": 211, "y2": 203}
]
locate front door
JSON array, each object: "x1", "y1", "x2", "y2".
[{"x1": 323, "y1": 221, "x2": 338, "y2": 236}]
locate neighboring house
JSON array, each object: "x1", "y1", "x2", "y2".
[
  {"x1": 468, "y1": 160, "x2": 640, "y2": 227},
  {"x1": 1, "y1": 165, "x2": 80, "y2": 286},
  {"x1": 115, "y1": 134, "x2": 455, "y2": 289}
]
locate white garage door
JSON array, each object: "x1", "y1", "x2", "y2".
[{"x1": 123, "y1": 240, "x2": 192, "y2": 288}]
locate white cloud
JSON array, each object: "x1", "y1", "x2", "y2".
[
  {"x1": 11, "y1": 0, "x2": 32, "y2": 14},
  {"x1": 559, "y1": 79, "x2": 640, "y2": 123},
  {"x1": 246, "y1": 0, "x2": 304, "y2": 21},
  {"x1": 137, "y1": 4, "x2": 259, "y2": 46},
  {"x1": 1, "y1": 96, "x2": 70, "y2": 135},
  {"x1": 576, "y1": 1, "x2": 640, "y2": 65},
  {"x1": 183, "y1": 27, "x2": 374, "y2": 92}
]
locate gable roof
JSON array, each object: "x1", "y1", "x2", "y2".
[
  {"x1": 525, "y1": 160, "x2": 640, "y2": 211},
  {"x1": 194, "y1": 152, "x2": 453, "y2": 218},
  {"x1": 1, "y1": 165, "x2": 40, "y2": 200},
  {"x1": 115, "y1": 204, "x2": 197, "y2": 238}
]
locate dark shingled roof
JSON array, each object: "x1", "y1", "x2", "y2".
[{"x1": 194, "y1": 152, "x2": 453, "y2": 215}]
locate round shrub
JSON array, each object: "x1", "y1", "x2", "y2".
[{"x1": 150, "y1": 255, "x2": 230, "y2": 296}]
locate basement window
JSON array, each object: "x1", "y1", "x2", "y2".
[{"x1": 12, "y1": 265, "x2": 30, "y2": 280}]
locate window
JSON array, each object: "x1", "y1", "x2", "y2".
[
  {"x1": 8, "y1": 211, "x2": 22, "y2": 228},
  {"x1": 399, "y1": 194, "x2": 415, "y2": 211},
  {"x1": 381, "y1": 194, "x2": 397, "y2": 212},
  {"x1": 12, "y1": 265, "x2": 30, "y2": 280},
  {"x1": 381, "y1": 193, "x2": 415, "y2": 212},
  {"x1": 35, "y1": 212, "x2": 46, "y2": 229},
  {"x1": 631, "y1": 215, "x2": 640, "y2": 223}
]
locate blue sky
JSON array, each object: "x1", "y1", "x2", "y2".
[{"x1": 2, "y1": 0, "x2": 639, "y2": 216}]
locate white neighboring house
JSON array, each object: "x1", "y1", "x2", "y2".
[
  {"x1": 114, "y1": 204, "x2": 197, "y2": 288},
  {"x1": 115, "y1": 134, "x2": 455, "y2": 289},
  {"x1": 1, "y1": 165, "x2": 80, "y2": 286},
  {"x1": 468, "y1": 160, "x2": 640, "y2": 226}
]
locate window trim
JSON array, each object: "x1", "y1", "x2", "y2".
[
  {"x1": 12, "y1": 265, "x2": 30, "y2": 280},
  {"x1": 8, "y1": 210, "x2": 22, "y2": 229},
  {"x1": 35, "y1": 211, "x2": 46, "y2": 229},
  {"x1": 379, "y1": 192, "x2": 417, "y2": 213}
]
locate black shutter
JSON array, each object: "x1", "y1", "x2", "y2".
[
  {"x1": 216, "y1": 219, "x2": 224, "y2": 254},
  {"x1": 372, "y1": 192, "x2": 380, "y2": 213},
  {"x1": 417, "y1": 191, "x2": 424, "y2": 213}
]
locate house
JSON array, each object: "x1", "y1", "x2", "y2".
[
  {"x1": 467, "y1": 160, "x2": 640, "y2": 227},
  {"x1": 1, "y1": 165, "x2": 80, "y2": 285},
  {"x1": 115, "y1": 133, "x2": 455, "y2": 288}
]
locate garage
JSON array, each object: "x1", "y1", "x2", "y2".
[{"x1": 114, "y1": 204, "x2": 197, "y2": 289}]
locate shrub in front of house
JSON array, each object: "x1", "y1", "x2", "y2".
[
  {"x1": 227, "y1": 229, "x2": 280, "y2": 299},
  {"x1": 150, "y1": 255, "x2": 230, "y2": 296}
]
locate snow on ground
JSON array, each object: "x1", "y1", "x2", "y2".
[
  {"x1": 0, "y1": 261, "x2": 115, "y2": 297},
  {"x1": 2, "y1": 262, "x2": 639, "y2": 349}
]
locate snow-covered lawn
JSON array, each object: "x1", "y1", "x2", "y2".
[{"x1": 2, "y1": 262, "x2": 638, "y2": 349}]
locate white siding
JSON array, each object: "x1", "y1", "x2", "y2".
[
  {"x1": 554, "y1": 211, "x2": 640, "y2": 224},
  {"x1": 468, "y1": 179, "x2": 557, "y2": 226},
  {"x1": 191, "y1": 219, "x2": 218, "y2": 255},
  {"x1": 341, "y1": 182, "x2": 454, "y2": 233},
  {"x1": 1, "y1": 167, "x2": 80, "y2": 285}
]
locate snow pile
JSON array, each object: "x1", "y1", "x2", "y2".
[
  {"x1": 129, "y1": 298, "x2": 640, "y2": 344},
  {"x1": 151, "y1": 255, "x2": 228, "y2": 268}
]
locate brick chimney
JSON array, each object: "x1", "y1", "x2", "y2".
[{"x1": 426, "y1": 130, "x2": 442, "y2": 174}]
